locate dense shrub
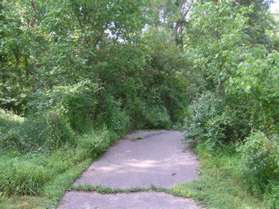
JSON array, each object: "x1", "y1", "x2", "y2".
[
  {"x1": 0, "y1": 112, "x2": 75, "y2": 152},
  {"x1": 226, "y1": 50, "x2": 279, "y2": 134},
  {"x1": 185, "y1": 92, "x2": 224, "y2": 146},
  {"x1": 140, "y1": 104, "x2": 171, "y2": 129},
  {"x1": 78, "y1": 128, "x2": 116, "y2": 158},
  {"x1": 184, "y1": 1, "x2": 279, "y2": 207},
  {"x1": 264, "y1": 182, "x2": 279, "y2": 209},
  {"x1": 186, "y1": 92, "x2": 252, "y2": 146},
  {"x1": 93, "y1": 95, "x2": 130, "y2": 136},
  {"x1": 185, "y1": 1, "x2": 278, "y2": 146},
  {"x1": 141, "y1": 28, "x2": 189, "y2": 125},
  {"x1": 239, "y1": 131, "x2": 279, "y2": 193},
  {"x1": 57, "y1": 82, "x2": 100, "y2": 134},
  {"x1": 0, "y1": 2, "x2": 32, "y2": 113},
  {"x1": 0, "y1": 109, "x2": 24, "y2": 132},
  {"x1": 28, "y1": 81, "x2": 100, "y2": 133}
]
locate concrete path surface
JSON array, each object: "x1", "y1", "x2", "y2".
[
  {"x1": 58, "y1": 130, "x2": 202, "y2": 209},
  {"x1": 58, "y1": 192, "x2": 202, "y2": 209}
]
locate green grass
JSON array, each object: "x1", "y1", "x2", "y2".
[
  {"x1": 0, "y1": 129, "x2": 119, "y2": 209},
  {"x1": 0, "y1": 159, "x2": 91, "y2": 209},
  {"x1": 0, "y1": 108, "x2": 125, "y2": 208},
  {"x1": 171, "y1": 143, "x2": 268, "y2": 209},
  {"x1": 0, "y1": 150, "x2": 92, "y2": 209},
  {"x1": 0, "y1": 109, "x2": 270, "y2": 209},
  {"x1": 72, "y1": 184, "x2": 169, "y2": 194}
]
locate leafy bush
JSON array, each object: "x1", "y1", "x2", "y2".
[
  {"x1": 94, "y1": 95, "x2": 130, "y2": 136},
  {"x1": 1, "y1": 112, "x2": 75, "y2": 152},
  {"x1": 185, "y1": 92, "x2": 224, "y2": 145},
  {"x1": 183, "y1": 2, "x2": 279, "y2": 208},
  {"x1": 184, "y1": 1, "x2": 278, "y2": 145},
  {"x1": 28, "y1": 80, "x2": 101, "y2": 133},
  {"x1": 205, "y1": 112, "x2": 232, "y2": 147},
  {"x1": 142, "y1": 104, "x2": 171, "y2": 129},
  {"x1": 0, "y1": 2, "x2": 32, "y2": 113},
  {"x1": 141, "y1": 28, "x2": 189, "y2": 126},
  {"x1": 0, "y1": 109, "x2": 24, "y2": 143},
  {"x1": 239, "y1": 131, "x2": 279, "y2": 193},
  {"x1": 78, "y1": 128, "x2": 116, "y2": 158},
  {"x1": 264, "y1": 182, "x2": 279, "y2": 209},
  {"x1": 226, "y1": 50, "x2": 279, "y2": 135},
  {"x1": 43, "y1": 112, "x2": 76, "y2": 149},
  {"x1": 58, "y1": 82, "x2": 100, "y2": 133}
]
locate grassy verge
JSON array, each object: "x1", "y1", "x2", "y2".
[
  {"x1": 0, "y1": 152, "x2": 91, "y2": 209},
  {"x1": 0, "y1": 160, "x2": 91, "y2": 209},
  {"x1": 171, "y1": 143, "x2": 268, "y2": 209},
  {"x1": 0, "y1": 130, "x2": 119, "y2": 209}
]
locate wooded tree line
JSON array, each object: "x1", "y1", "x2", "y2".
[
  {"x1": 0, "y1": 0, "x2": 279, "y2": 208},
  {"x1": 183, "y1": 0, "x2": 279, "y2": 207},
  {"x1": 1, "y1": 0, "x2": 189, "y2": 131}
]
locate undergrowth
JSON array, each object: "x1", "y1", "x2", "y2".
[
  {"x1": 172, "y1": 144, "x2": 269, "y2": 209},
  {"x1": 0, "y1": 129, "x2": 119, "y2": 209}
]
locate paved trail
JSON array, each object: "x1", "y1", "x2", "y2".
[{"x1": 58, "y1": 130, "x2": 202, "y2": 209}]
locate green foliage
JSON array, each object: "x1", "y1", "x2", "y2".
[
  {"x1": 186, "y1": 92, "x2": 253, "y2": 148},
  {"x1": 227, "y1": 50, "x2": 279, "y2": 134},
  {"x1": 141, "y1": 28, "x2": 189, "y2": 125},
  {"x1": 28, "y1": 80, "x2": 101, "y2": 133},
  {"x1": 186, "y1": 1, "x2": 251, "y2": 92},
  {"x1": 78, "y1": 128, "x2": 116, "y2": 158},
  {"x1": 1, "y1": 112, "x2": 75, "y2": 152},
  {"x1": 264, "y1": 182, "x2": 279, "y2": 209},
  {"x1": 185, "y1": 1, "x2": 278, "y2": 142},
  {"x1": 184, "y1": 2, "x2": 260, "y2": 147},
  {"x1": 185, "y1": 92, "x2": 225, "y2": 146},
  {"x1": 0, "y1": 128, "x2": 116, "y2": 197},
  {"x1": 1, "y1": 0, "x2": 188, "y2": 135},
  {"x1": 141, "y1": 104, "x2": 171, "y2": 129},
  {"x1": 93, "y1": 95, "x2": 130, "y2": 135},
  {"x1": 0, "y1": 108, "x2": 24, "y2": 130},
  {"x1": 0, "y1": 159, "x2": 51, "y2": 195},
  {"x1": 184, "y1": 1, "x2": 279, "y2": 206},
  {"x1": 0, "y1": 1, "x2": 31, "y2": 112},
  {"x1": 172, "y1": 143, "x2": 268, "y2": 209},
  {"x1": 185, "y1": 1, "x2": 278, "y2": 144},
  {"x1": 0, "y1": 0, "x2": 278, "y2": 208},
  {"x1": 0, "y1": 1, "x2": 189, "y2": 203},
  {"x1": 239, "y1": 131, "x2": 279, "y2": 193}
]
